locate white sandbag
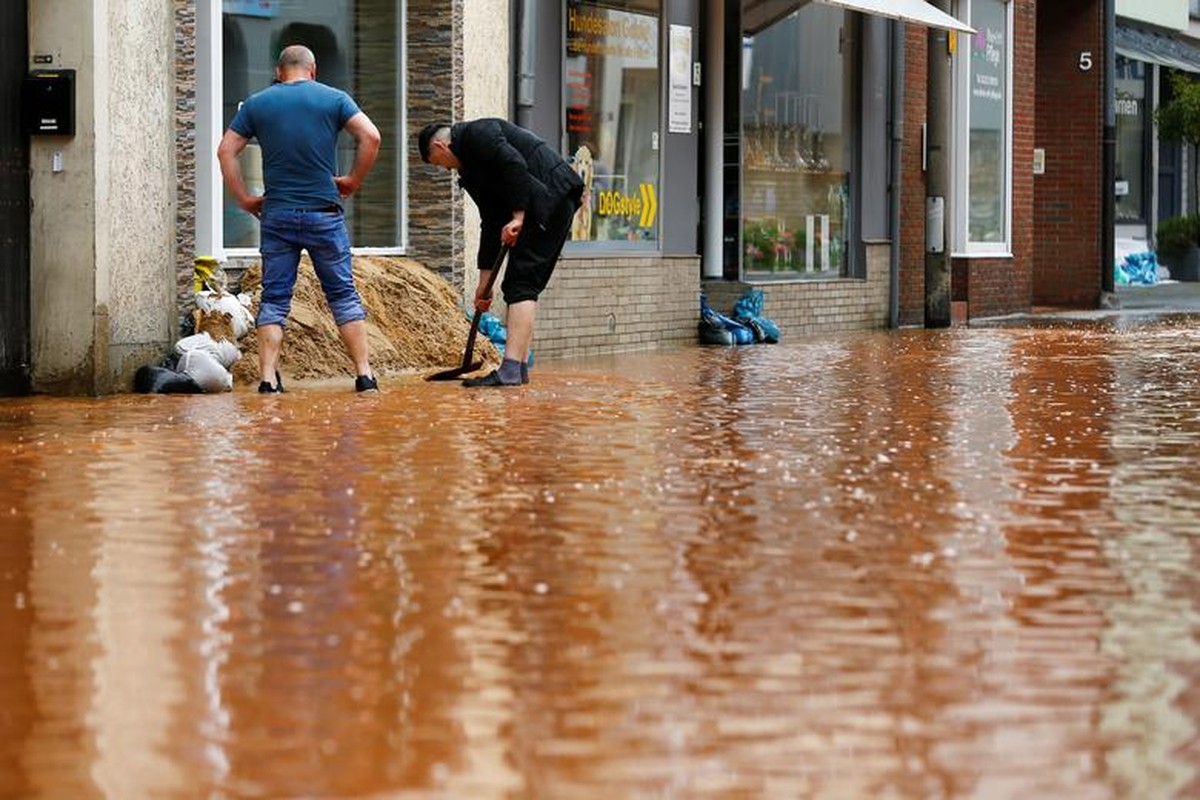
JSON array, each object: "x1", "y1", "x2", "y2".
[
  {"x1": 177, "y1": 349, "x2": 233, "y2": 393},
  {"x1": 215, "y1": 294, "x2": 255, "y2": 339},
  {"x1": 195, "y1": 290, "x2": 218, "y2": 313},
  {"x1": 211, "y1": 337, "x2": 241, "y2": 367},
  {"x1": 174, "y1": 331, "x2": 241, "y2": 369},
  {"x1": 196, "y1": 290, "x2": 255, "y2": 339}
]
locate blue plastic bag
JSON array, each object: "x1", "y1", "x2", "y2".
[
  {"x1": 476, "y1": 311, "x2": 507, "y2": 345},
  {"x1": 471, "y1": 310, "x2": 533, "y2": 366},
  {"x1": 1117, "y1": 251, "x2": 1158, "y2": 286},
  {"x1": 700, "y1": 296, "x2": 754, "y2": 345},
  {"x1": 732, "y1": 289, "x2": 780, "y2": 343}
]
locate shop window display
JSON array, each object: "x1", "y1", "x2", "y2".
[
  {"x1": 565, "y1": 0, "x2": 661, "y2": 243},
  {"x1": 965, "y1": 0, "x2": 1008, "y2": 244},
  {"x1": 740, "y1": 4, "x2": 851, "y2": 277},
  {"x1": 1115, "y1": 57, "x2": 1148, "y2": 225}
]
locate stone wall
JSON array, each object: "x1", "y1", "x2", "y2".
[
  {"x1": 406, "y1": 0, "x2": 465, "y2": 286},
  {"x1": 174, "y1": 0, "x2": 196, "y2": 321}
]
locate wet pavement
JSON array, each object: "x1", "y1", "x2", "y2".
[{"x1": 2, "y1": 314, "x2": 1200, "y2": 799}]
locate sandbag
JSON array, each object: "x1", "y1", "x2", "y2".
[
  {"x1": 473, "y1": 310, "x2": 534, "y2": 365},
  {"x1": 174, "y1": 331, "x2": 241, "y2": 368},
  {"x1": 732, "y1": 289, "x2": 780, "y2": 343},
  {"x1": 196, "y1": 290, "x2": 255, "y2": 339},
  {"x1": 133, "y1": 365, "x2": 204, "y2": 394},
  {"x1": 177, "y1": 349, "x2": 233, "y2": 393},
  {"x1": 700, "y1": 296, "x2": 745, "y2": 346}
]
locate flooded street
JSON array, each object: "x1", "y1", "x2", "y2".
[{"x1": 2, "y1": 317, "x2": 1200, "y2": 799}]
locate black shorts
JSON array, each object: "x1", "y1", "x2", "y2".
[{"x1": 502, "y1": 196, "x2": 579, "y2": 304}]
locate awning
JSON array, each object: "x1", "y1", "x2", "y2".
[
  {"x1": 1115, "y1": 24, "x2": 1200, "y2": 74},
  {"x1": 744, "y1": 0, "x2": 974, "y2": 36}
]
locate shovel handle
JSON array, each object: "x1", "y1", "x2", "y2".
[{"x1": 460, "y1": 245, "x2": 509, "y2": 370}]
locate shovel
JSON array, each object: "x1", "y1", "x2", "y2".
[{"x1": 426, "y1": 244, "x2": 510, "y2": 381}]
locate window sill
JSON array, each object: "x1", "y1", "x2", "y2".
[{"x1": 951, "y1": 250, "x2": 1013, "y2": 260}]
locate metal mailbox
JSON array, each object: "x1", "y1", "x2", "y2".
[{"x1": 22, "y1": 69, "x2": 75, "y2": 136}]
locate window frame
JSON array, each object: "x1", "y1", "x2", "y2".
[
  {"x1": 951, "y1": 0, "x2": 1014, "y2": 258},
  {"x1": 196, "y1": 0, "x2": 408, "y2": 260}
]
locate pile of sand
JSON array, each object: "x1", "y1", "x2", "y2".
[{"x1": 225, "y1": 256, "x2": 499, "y2": 385}]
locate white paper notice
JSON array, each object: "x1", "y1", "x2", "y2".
[{"x1": 669, "y1": 25, "x2": 692, "y2": 134}]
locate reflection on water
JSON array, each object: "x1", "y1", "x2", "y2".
[{"x1": 1, "y1": 318, "x2": 1199, "y2": 798}]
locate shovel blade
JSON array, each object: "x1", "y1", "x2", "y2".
[{"x1": 425, "y1": 361, "x2": 484, "y2": 382}]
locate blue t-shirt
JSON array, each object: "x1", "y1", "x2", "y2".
[{"x1": 229, "y1": 80, "x2": 359, "y2": 211}]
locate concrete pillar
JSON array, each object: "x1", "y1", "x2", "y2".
[
  {"x1": 702, "y1": 0, "x2": 724, "y2": 279},
  {"x1": 29, "y1": 0, "x2": 176, "y2": 394}
]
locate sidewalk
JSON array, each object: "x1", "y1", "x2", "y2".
[
  {"x1": 1112, "y1": 280, "x2": 1200, "y2": 311},
  {"x1": 972, "y1": 280, "x2": 1200, "y2": 327}
]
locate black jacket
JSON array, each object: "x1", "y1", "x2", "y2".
[{"x1": 451, "y1": 118, "x2": 584, "y2": 269}]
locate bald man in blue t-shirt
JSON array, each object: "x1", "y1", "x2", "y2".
[{"x1": 217, "y1": 44, "x2": 381, "y2": 394}]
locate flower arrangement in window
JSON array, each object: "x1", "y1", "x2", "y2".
[{"x1": 743, "y1": 219, "x2": 805, "y2": 272}]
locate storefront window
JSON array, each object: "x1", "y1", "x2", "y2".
[
  {"x1": 740, "y1": 5, "x2": 852, "y2": 277},
  {"x1": 965, "y1": 0, "x2": 1008, "y2": 244},
  {"x1": 565, "y1": 0, "x2": 661, "y2": 244},
  {"x1": 222, "y1": 0, "x2": 403, "y2": 250},
  {"x1": 1115, "y1": 57, "x2": 1148, "y2": 224}
]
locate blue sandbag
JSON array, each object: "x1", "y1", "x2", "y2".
[
  {"x1": 699, "y1": 297, "x2": 731, "y2": 345},
  {"x1": 732, "y1": 289, "x2": 780, "y2": 343},
  {"x1": 470, "y1": 310, "x2": 533, "y2": 366},
  {"x1": 700, "y1": 296, "x2": 754, "y2": 345},
  {"x1": 1118, "y1": 251, "x2": 1158, "y2": 286},
  {"x1": 476, "y1": 311, "x2": 507, "y2": 345}
]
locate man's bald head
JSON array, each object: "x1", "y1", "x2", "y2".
[
  {"x1": 278, "y1": 45, "x2": 316, "y2": 70},
  {"x1": 276, "y1": 45, "x2": 317, "y2": 81}
]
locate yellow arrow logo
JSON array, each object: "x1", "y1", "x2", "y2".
[{"x1": 639, "y1": 182, "x2": 657, "y2": 228}]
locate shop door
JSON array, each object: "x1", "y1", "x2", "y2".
[{"x1": 0, "y1": 0, "x2": 30, "y2": 394}]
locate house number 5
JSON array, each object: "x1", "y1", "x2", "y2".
[{"x1": 1079, "y1": 51, "x2": 1093, "y2": 72}]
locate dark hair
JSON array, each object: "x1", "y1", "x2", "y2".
[{"x1": 418, "y1": 122, "x2": 450, "y2": 163}]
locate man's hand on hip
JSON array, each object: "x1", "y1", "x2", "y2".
[
  {"x1": 334, "y1": 175, "x2": 362, "y2": 198},
  {"x1": 240, "y1": 195, "x2": 264, "y2": 217}
]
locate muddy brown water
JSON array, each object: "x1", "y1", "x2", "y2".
[{"x1": 2, "y1": 318, "x2": 1199, "y2": 799}]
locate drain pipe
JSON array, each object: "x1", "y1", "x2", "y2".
[
  {"x1": 924, "y1": 1, "x2": 953, "y2": 328},
  {"x1": 510, "y1": 0, "x2": 519, "y2": 122},
  {"x1": 1101, "y1": 0, "x2": 1117, "y2": 299},
  {"x1": 889, "y1": 20, "x2": 904, "y2": 328}
]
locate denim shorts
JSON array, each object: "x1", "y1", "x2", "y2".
[{"x1": 257, "y1": 207, "x2": 366, "y2": 328}]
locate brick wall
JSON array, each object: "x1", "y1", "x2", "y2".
[
  {"x1": 704, "y1": 243, "x2": 890, "y2": 337},
  {"x1": 1033, "y1": 0, "x2": 1103, "y2": 307},
  {"x1": 535, "y1": 255, "x2": 700, "y2": 360},
  {"x1": 900, "y1": 26, "x2": 928, "y2": 326}
]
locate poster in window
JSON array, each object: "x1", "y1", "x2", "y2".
[{"x1": 669, "y1": 25, "x2": 692, "y2": 134}]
